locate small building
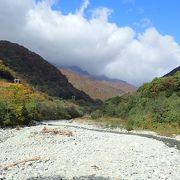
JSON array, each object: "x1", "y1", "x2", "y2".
[
  {"x1": 14, "y1": 78, "x2": 21, "y2": 83},
  {"x1": 72, "y1": 96, "x2": 76, "y2": 100}
]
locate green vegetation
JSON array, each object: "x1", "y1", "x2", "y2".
[
  {"x1": 0, "y1": 60, "x2": 15, "y2": 81},
  {"x1": 0, "y1": 54, "x2": 95, "y2": 127},
  {"x1": 0, "y1": 81, "x2": 84, "y2": 127},
  {"x1": 0, "y1": 41, "x2": 179, "y2": 136},
  {"x1": 0, "y1": 41, "x2": 94, "y2": 127},
  {"x1": 91, "y1": 72, "x2": 180, "y2": 135}
]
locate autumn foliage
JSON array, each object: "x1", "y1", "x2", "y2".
[{"x1": 0, "y1": 82, "x2": 83, "y2": 127}]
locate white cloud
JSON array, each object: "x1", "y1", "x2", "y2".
[
  {"x1": 91, "y1": 7, "x2": 113, "y2": 22},
  {"x1": 0, "y1": 0, "x2": 180, "y2": 86},
  {"x1": 0, "y1": 0, "x2": 34, "y2": 41},
  {"x1": 105, "y1": 28, "x2": 180, "y2": 85},
  {"x1": 77, "y1": 0, "x2": 89, "y2": 16},
  {"x1": 134, "y1": 18, "x2": 152, "y2": 29}
]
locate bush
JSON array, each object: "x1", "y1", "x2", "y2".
[
  {"x1": 67, "y1": 105, "x2": 83, "y2": 118},
  {"x1": 0, "y1": 82, "x2": 85, "y2": 127},
  {"x1": 126, "y1": 119, "x2": 134, "y2": 131},
  {"x1": 92, "y1": 72, "x2": 180, "y2": 131},
  {"x1": 0, "y1": 61, "x2": 14, "y2": 81},
  {"x1": 91, "y1": 110, "x2": 102, "y2": 119}
]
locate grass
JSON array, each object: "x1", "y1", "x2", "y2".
[
  {"x1": 75, "y1": 116, "x2": 180, "y2": 137},
  {"x1": 89, "y1": 72, "x2": 180, "y2": 137},
  {"x1": 146, "y1": 123, "x2": 180, "y2": 137}
]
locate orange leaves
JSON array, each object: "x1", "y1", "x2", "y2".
[{"x1": 0, "y1": 81, "x2": 45, "y2": 106}]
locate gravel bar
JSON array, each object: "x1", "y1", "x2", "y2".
[{"x1": 0, "y1": 120, "x2": 180, "y2": 180}]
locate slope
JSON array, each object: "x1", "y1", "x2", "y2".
[
  {"x1": 164, "y1": 66, "x2": 180, "y2": 77},
  {"x1": 0, "y1": 61, "x2": 87, "y2": 126},
  {"x1": 0, "y1": 41, "x2": 92, "y2": 102},
  {"x1": 91, "y1": 71, "x2": 180, "y2": 134},
  {"x1": 60, "y1": 67, "x2": 135, "y2": 100}
]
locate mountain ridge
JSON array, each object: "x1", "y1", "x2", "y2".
[
  {"x1": 0, "y1": 40, "x2": 93, "y2": 102},
  {"x1": 60, "y1": 67, "x2": 136, "y2": 100},
  {"x1": 60, "y1": 65, "x2": 132, "y2": 84},
  {"x1": 164, "y1": 66, "x2": 180, "y2": 77}
]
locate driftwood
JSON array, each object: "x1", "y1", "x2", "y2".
[
  {"x1": 2, "y1": 157, "x2": 41, "y2": 170},
  {"x1": 41, "y1": 127, "x2": 73, "y2": 137}
]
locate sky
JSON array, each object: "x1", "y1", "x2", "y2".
[
  {"x1": 0, "y1": 0, "x2": 180, "y2": 86},
  {"x1": 51, "y1": 0, "x2": 180, "y2": 43}
]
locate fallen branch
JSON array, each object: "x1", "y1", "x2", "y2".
[{"x1": 2, "y1": 157, "x2": 41, "y2": 170}]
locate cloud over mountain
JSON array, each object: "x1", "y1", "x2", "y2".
[{"x1": 0, "y1": 0, "x2": 180, "y2": 85}]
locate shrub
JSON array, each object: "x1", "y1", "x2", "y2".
[
  {"x1": 92, "y1": 72, "x2": 180, "y2": 131},
  {"x1": 0, "y1": 82, "x2": 85, "y2": 127},
  {"x1": 126, "y1": 119, "x2": 135, "y2": 131},
  {"x1": 67, "y1": 105, "x2": 83, "y2": 118},
  {"x1": 91, "y1": 110, "x2": 102, "y2": 119},
  {"x1": 0, "y1": 61, "x2": 15, "y2": 81}
]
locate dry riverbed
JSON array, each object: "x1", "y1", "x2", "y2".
[{"x1": 0, "y1": 120, "x2": 180, "y2": 180}]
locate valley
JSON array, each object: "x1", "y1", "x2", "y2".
[
  {"x1": 0, "y1": 41, "x2": 179, "y2": 136},
  {"x1": 0, "y1": 41, "x2": 179, "y2": 180},
  {"x1": 1, "y1": 0, "x2": 180, "y2": 179}
]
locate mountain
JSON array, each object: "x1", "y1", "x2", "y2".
[
  {"x1": 61, "y1": 66, "x2": 127, "y2": 83},
  {"x1": 60, "y1": 66, "x2": 90, "y2": 76},
  {"x1": 60, "y1": 67, "x2": 136, "y2": 100},
  {"x1": 0, "y1": 41, "x2": 93, "y2": 102},
  {"x1": 164, "y1": 66, "x2": 180, "y2": 77}
]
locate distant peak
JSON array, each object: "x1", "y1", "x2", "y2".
[
  {"x1": 60, "y1": 66, "x2": 90, "y2": 76},
  {"x1": 60, "y1": 66, "x2": 136, "y2": 88}
]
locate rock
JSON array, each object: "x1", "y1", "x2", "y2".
[
  {"x1": 0, "y1": 121, "x2": 180, "y2": 180},
  {"x1": 175, "y1": 135, "x2": 180, "y2": 141}
]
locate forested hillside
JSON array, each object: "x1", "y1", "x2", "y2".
[
  {"x1": 0, "y1": 41, "x2": 92, "y2": 102},
  {"x1": 91, "y1": 71, "x2": 180, "y2": 134},
  {"x1": 0, "y1": 79, "x2": 84, "y2": 126}
]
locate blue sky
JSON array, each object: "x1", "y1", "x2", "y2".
[
  {"x1": 51, "y1": 0, "x2": 180, "y2": 43},
  {"x1": 1, "y1": 0, "x2": 180, "y2": 85}
]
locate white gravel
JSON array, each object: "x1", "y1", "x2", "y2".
[{"x1": 0, "y1": 120, "x2": 180, "y2": 180}]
